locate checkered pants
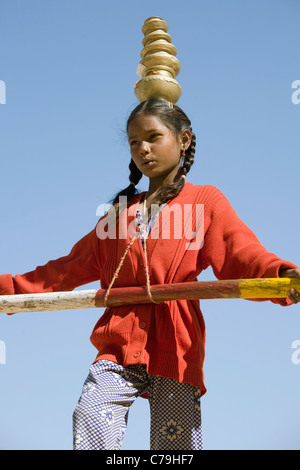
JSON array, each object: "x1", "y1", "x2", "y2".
[{"x1": 73, "y1": 360, "x2": 203, "y2": 450}]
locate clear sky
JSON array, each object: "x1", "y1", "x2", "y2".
[{"x1": 0, "y1": 0, "x2": 300, "y2": 450}]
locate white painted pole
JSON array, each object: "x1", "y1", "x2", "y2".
[{"x1": 0, "y1": 290, "x2": 98, "y2": 314}]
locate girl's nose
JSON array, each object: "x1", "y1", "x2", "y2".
[{"x1": 139, "y1": 142, "x2": 151, "y2": 155}]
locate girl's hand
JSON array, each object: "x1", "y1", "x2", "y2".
[{"x1": 279, "y1": 268, "x2": 300, "y2": 304}]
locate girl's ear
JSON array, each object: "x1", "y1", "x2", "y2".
[{"x1": 179, "y1": 129, "x2": 192, "y2": 151}]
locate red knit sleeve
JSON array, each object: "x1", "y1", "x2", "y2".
[
  {"x1": 200, "y1": 186, "x2": 299, "y2": 306},
  {"x1": 0, "y1": 223, "x2": 102, "y2": 297}
]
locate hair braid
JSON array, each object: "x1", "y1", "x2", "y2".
[{"x1": 129, "y1": 158, "x2": 143, "y2": 186}]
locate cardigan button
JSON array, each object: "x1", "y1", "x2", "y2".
[{"x1": 133, "y1": 352, "x2": 141, "y2": 358}]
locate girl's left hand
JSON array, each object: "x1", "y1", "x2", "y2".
[{"x1": 279, "y1": 268, "x2": 300, "y2": 304}]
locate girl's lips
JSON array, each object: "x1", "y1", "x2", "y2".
[{"x1": 142, "y1": 160, "x2": 155, "y2": 166}]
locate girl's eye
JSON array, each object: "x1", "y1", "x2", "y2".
[
  {"x1": 150, "y1": 133, "x2": 161, "y2": 141},
  {"x1": 129, "y1": 134, "x2": 161, "y2": 147}
]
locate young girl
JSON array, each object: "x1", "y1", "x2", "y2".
[{"x1": 1, "y1": 98, "x2": 299, "y2": 451}]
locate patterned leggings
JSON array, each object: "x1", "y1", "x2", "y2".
[{"x1": 73, "y1": 360, "x2": 203, "y2": 450}]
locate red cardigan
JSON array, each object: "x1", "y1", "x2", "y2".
[{"x1": 0, "y1": 183, "x2": 298, "y2": 395}]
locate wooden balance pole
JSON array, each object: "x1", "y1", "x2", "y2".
[{"x1": 0, "y1": 278, "x2": 299, "y2": 314}]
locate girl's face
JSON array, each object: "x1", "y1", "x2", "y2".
[{"x1": 127, "y1": 114, "x2": 191, "y2": 182}]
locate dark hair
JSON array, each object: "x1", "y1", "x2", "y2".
[{"x1": 110, "y1": 98, "x2": 196, "y2": 212}]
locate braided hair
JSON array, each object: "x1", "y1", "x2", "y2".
[{"x1": 111, "y1": 98, "x2": 196, "y2": 212}]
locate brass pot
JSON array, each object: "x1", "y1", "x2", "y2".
[{"x1": 134, "y1": 17, "x2": 182, "y2": 104}]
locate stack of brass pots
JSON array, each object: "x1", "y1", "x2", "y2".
[{"x1": 134, "y1": 17, "x2": 182, "y2": 104}]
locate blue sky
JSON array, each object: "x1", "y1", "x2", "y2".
[{"x1": 0, "y1": 0, "x2": 300, "y2": 450}]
